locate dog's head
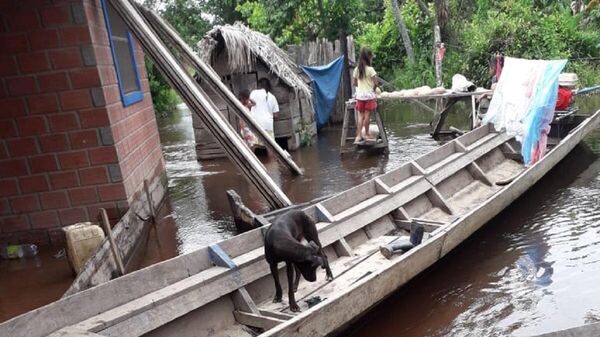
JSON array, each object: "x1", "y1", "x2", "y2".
[{"x1": 297, "y1": 241, "x2": 323, "y2": 282}]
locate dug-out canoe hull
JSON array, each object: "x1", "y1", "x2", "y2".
[{"x1": 2, "y1": 110, "x2": 599, "y2": 337}]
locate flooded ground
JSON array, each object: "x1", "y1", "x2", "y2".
[
  {"x1": 157, "y1": 93, "x2": 600, "y2": 336},
  {"x1": 156, "y1": 100, "x2": 458, "y2": 253},
  {"x1": 0, "y1": 246, "x2": 72, "y2": 322}
]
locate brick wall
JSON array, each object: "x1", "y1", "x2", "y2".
[{"x1": 0, "y1": 0, "x2": 164, "y2": 246}]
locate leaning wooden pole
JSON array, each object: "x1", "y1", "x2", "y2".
[
  {"x1": 99, "y1": 208, "x2": 125, "y2": 276},
  {"x1": 137, "y1": 5, "x2": 303, "y2": 176},
  {"x1": 108, "y1": 0, "x2": 291, "y2": 209}
]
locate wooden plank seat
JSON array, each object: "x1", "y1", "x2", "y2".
[{"x1": 427, "y1": 133, "x2": 514, "y2": 185}]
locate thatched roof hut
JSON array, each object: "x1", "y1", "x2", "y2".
[
  {"x1": 199, "y1": 23, "x2": 312, "y2": 99},
  {"x1": 193, "y1": 23, "x2": 315, "y2": 159}
]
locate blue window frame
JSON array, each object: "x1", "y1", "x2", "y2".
[{"x1": 101, "y1": 0, "x2": 143, "y2": 107}]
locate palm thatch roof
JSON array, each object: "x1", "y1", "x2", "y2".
[{"x1": 198, "y1": 23, "x2": 312, "y2": 99}]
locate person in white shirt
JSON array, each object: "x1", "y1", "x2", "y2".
[{"x1": 250, "y1": 78, "x2": 279, "y2": 149}]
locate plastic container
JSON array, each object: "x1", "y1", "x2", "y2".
[
  {"x1": 0, "y1": 244, "x2": 38, "y2": 259},
  {"x1": 559, "y1": 73, "x2": 578, "y2": 88},
  {"x1": 63, "y1": 222, "x2": 105, "y2": 274}
]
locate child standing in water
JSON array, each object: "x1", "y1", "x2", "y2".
[
  {"x1": 238, "y1": 89, "x2": 257, "y2": 149},
  {"x1": 352, "y1": 48, "x2": 379, "y2": 144}
]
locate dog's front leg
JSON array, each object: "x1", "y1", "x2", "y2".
[
  {"x1": 286, "y1": 262, "x2": 300, "y2": 312},
  {"x1": 320, "y1": 250, "x2": 334, "y2": 281},
  {"x1": 270, "y1": 262, "x2": 282, "y2": 303},
  {"x1": 293, "y1": 264, "x2": 301, "y2": 292}
]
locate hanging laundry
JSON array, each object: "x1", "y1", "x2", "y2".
[{"x1": 482, "y1": 57, "x2": 567, "y2": 166}]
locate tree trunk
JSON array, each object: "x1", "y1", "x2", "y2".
[
  {"x1": 390, "y1": 0, "x2": 415, "y2": 63},
  {"x1": 316, "y1": 0, "x2": 326, "y2": 35},
  {"x1": 339, "y1": 29, "x2": 352, "y2": 102},
  {"x1": 435, "y1": 0, "x2": 449, "y2": 40},
  {"x1": 417, "y1": 0, "x2": 430, "y2": 17}
]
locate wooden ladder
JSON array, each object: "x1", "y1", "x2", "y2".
[{"x1": 339, "y1": 100, "x2": 389, "y2": 154}]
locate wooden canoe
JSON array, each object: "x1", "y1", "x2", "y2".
[{"x1": 2, "y1": 110, "x2": 599, "y2": 337}]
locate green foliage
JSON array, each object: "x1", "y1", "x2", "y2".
[
  {"x1": 568, "y1": 61, "x2": 600, "y2": 87},
  {"x1": 142, "y1": 0, "x2": 210, "y2": 117},
  {"x1": 357, "y1": 0, "x2": 600, "y2": 89},
  {"x1": 144, "y1": 0, "x2": 210, "y2": 47},
  {"x1": 297, "y1": 120, "x2": 314, "y2": 147},
  {"x1": 357, "y1": 0, "x2": 435, "y2": 88},
  {"x1": 454, "y1": 0, "x2": 600, "y2": 86},
  {"x1": 238, "y1": 0, "x2": 367, "y2": 45},
  {"x1": 146, "y1": 58, "x2": 179, "y2": 117},
  {"x1": 206, "y1": 0, "x2": 245, "y2": 24}
]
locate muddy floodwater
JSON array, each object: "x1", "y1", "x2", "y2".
[{"x1": 156, "y1": 93, "x2": 600, "y2": 336}]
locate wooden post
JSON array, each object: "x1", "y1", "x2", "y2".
[
  {"x1": 99, "y1": 208, "x2": 125, "y2": 276},
  {"x1": 107, "y1": 0, "x2": 291, "y2": 209},
  {"x1": 433, "y1": 25, "x2": 443, "y2": 122},
  {"x1": 143, "y1": 179, "x2": 155, "y2": 223},
  {"x1": 137, "y1": 5, "x2": 303, "y2": 177},
  {"x1": 434, "y1": 25, "x2": 443, "y2": 87}
]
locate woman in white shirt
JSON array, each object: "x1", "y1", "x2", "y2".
[{"x1": 250, "y1": 78, "x2": 279, "y2": 148}]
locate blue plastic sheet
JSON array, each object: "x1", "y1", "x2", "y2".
[{"x1": 301, "y1": 56, "x2": 345, "y2": 129}]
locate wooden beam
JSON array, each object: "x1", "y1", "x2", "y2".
[
  {"x1": 333, "y1": 238, "x2": 353, "y2": 257},
  {"x1": 432, "y1": 97, "x2": 460, "y2": 138},
  {"x1": 467, "y1": 162, "x2": 493, "y2": 186},
  {"x1": 426, "y1": 133, "x2": 513, "y2": 185},
  {"x1": 315, "y1": 203, "x2": 335, "y2": 223},
  {"x1": 233, "y1": 311, "x2": 285, "y2": 330},
  {"x1": 232, "y1": 288, "x2": 260, "y2": 314},
  {"x1": 373, "y1": 110, "x2": 389, "y2": 153},
  {"x1": 374, "y1": 178, "x2": 392, "y2": 195},
  {"x1": 47, "y1": 328, "x2": 106, "y2": 337},
  {"x1": 427, "y1": 187, "x2": 454, "y2": 215},
  {"x1": 259, "y1": 310, "x2": 295, "y2": 321},
  {"x1": 137, "y1": 5, "x2": 303, "y2": 176},
  {"x1": 106, "y1": 0, "x2": 291, "y2": 209},
  {"x1": 100, "y1": 208, "x2": 125, "y2": 276},
  {"x1": 394, "y1": 219, "x2": 444, "y2": 233}
]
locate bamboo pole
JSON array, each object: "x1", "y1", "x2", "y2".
[
  {"x1": 137, "y1": 5, "x2": 303, "y2": 176},
  {"x1": 107, "y1": 0, "x2": 291, "y2": 209},
  {"x1": 99, "y1": 208, "x2": 125, "y2": 276}
]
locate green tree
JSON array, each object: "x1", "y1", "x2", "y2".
[{"x1": 142, "y1": 0, "x2": 211, "y2": 115}]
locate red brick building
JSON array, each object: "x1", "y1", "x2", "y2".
[{"x1": 0, "y1": 0, "x2": 165, "y2": 246}]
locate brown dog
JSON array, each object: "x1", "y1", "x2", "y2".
[{"x1": 264, "y1": 210, "x2": 333, "y2": 312}]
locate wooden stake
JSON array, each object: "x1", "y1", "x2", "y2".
[
  {"x1": 143, "y1": 179, "x2": 155, "y2": 223},
  {"x1": 434, "y1": 25, "x2": 443, "y2": 88},
  {"x1": 99, "y1": 208, "x2": 125, "y2": 276}
]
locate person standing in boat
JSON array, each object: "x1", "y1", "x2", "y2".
[
  {"x1": 352, "y1": 48, "x2": 379, "y2": 144},
  {"x1": 250, "y1": 78, "x2": 279, "y2": 155}
]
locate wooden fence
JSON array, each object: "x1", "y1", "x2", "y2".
[{"x1": 288, "y1": 36, "x2": 356, "y2": 124}]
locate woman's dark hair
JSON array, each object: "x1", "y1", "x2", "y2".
[
  {"x1": 257, "y1": 78, "x2": 271, "y2": 93},
  {"x1": 257, "y1": 78, "x2": 272, "y2": 101},
  {"x1": 239, "y1": 88, "x2": 250, "y2": 101},
  {"x1": 358, "y1": 48, "x2": 373, "y2": 80}
]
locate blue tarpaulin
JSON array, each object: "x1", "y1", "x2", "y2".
[{"x1": 301, "y1": 56, "x2": 345, "y2": 129}]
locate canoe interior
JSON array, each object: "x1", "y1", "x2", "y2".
[{"x1": 3, "y1": 115, "x2": 594, "y2": 337}]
